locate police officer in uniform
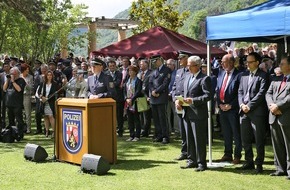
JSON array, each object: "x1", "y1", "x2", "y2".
[
  {"x1": 87, "y1": 58, "x2": 116, "y2": 99},
  {"x1": 149, "y1": 55, "x2": 171, "y2": 144}
]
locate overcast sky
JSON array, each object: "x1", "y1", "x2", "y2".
[{"x1": 71, "y1": 0, "x2": 134, "y2": 18}]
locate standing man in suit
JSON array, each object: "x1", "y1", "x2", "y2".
[
  {"x1": 172, "y1": 51, "x2": 191, "y2": 160},
  {"x1": 138, "y1": 59, "x2": 152, "y2": 137},
  {"x1": 177, "y1": 56, "x2": 211, "y2": 171},
  {"x1": 238, "y1": 52, "x2": 269, "y2": 173},
  {"x1": 217, "y1": 54, "x2": 242, "y2": 164},
  {"x1": 149, "y1": 55, "x2": 171, "y2": 144},
  {"x1": 266, "y1": 55, "x2": 290, "y2": 179},
  {"x1": 107, "y1": 60, "x2": 124, "y2": 137},
  {"x1": 87, "y1": 58, "x2": 116, "y2": 99}
]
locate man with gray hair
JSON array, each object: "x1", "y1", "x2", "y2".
[
  {"x1": 3, "y1": 66, "x2": 26, "y2": 139},
  {"x1": 177, "y1": 56, "x2": 211, "y2": 171}
]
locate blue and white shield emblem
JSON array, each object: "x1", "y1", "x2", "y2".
[{"x1": 62, "y1": 109, "x2": 83, "y2": 154}]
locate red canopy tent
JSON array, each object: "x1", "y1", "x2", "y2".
[{"x1": 92, "y1": 26, "x2": 225, "y2": 59}]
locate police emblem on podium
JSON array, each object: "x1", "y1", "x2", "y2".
[{"x1": 62, "y1": 109, "x2": 83, "y2": 154}]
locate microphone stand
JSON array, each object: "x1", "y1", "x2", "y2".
[{"x1": 41, "y1": 76, "x2": 80, "y2": 161}]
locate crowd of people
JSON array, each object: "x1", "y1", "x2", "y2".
[{"x1": 0, "y1": 42, "x2": 289, "y2": 179}]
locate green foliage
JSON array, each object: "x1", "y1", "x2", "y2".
[
  {"x1": 129, "y1": 0, "x2": 190, "y2": 33},
  {"x1": 0, "y1": 0, "x2": 88, "y2": 63}
]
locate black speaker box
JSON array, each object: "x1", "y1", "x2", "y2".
[
  {"x1": 24, "y1": 143, "x2": 48, "y2": 162},
  {"x1": 81, "y1": 154, "x2": 111, "y2": 175}
]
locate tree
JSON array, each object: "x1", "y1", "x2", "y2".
[
  {"x1": 129, "y1": 0, "x2": 190, "y2": 34},
  {"x1": 0, "y1": 0, "x2": 88, "y2": 63}
]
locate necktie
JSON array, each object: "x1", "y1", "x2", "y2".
[
  {"x1": 188, "y1": 75, "x2": 194, "y2": 89},
  {"x1": 244, "y1": 73, "x2": 254, "y2": 104},
  {"x1": 141, "y1": 71, "x2": 145, "y2": 81},
  {"x1": 94, "y1": 76, "x2": 98, "y2": 86},
  {"x1": 279, "y1": 76, "x2": 287, "y2": 92},
  {"x1": 220, "y1": 71, "x2": 230, "y2": 102}
]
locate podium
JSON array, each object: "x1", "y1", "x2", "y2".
[{"x1": 55, "y1": 98, "x2": 117, "y2": 164}]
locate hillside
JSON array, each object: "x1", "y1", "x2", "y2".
[{"x1": 76, "y1": 0, "x2": 267, "y2": 56}]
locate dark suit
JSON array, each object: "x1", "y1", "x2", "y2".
[
  {"x1": 139, "y1": 69, "x2": 152, "y2": 136},
  {"x1": 183, "y1": 72, "x2": 211, "y2": 168},
  {"x1": 238, "y1": 69, "x2": 268, "y2": 166},
  {"x1": 172, "y1": 68, "x2": 189, "y2": 156},
  {"x1": 124, "y1": 77, "x2": 143, "y2": 138},
  {"x1": 266, "y1": 75, "x2": 290, "y2": 175},
  {"x1": 87, "y1": 72, "x2": 116, "y2": 98},
  {"x1": 217, "y1": 68, "x2": 242, "y2": 159},
  {"x1": 149, "y1": 65, "x2": 171, "y2": 141},
  {"x1": 106, "y1": 70, "x2": 124, "y2": 135}
]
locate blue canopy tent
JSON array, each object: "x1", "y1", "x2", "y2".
[
  {"x1": 205, "y1": 0, "x2": 290, "y2": 166},
  {"x1": 206, "y1": 0, "x2": 290, "y2": 43}
]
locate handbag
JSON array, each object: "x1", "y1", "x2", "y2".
[{"x1": 136, "y1": 97, "x2": 149, "y2": 112}]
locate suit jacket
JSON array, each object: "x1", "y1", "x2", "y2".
[
  {"x1": 87, "y1": 72, "x2": 116, "y2": 98},
  {"x1": 149, "y1": 65, "x2": 171, "y2": 105},
  {"x1": 183, "y1": 72, "x2": 211, "y2": 120},
  {"x1": 141, "y1": 69, "x2": 152, "y2": 98},
  {"x1": 172, "y1": 68, "x2": 189, "y2": 102},
  {"x1": 238, "y1": 69, "x2": 269, "y2": 117},
  {"x1": 106, "y1": 70, "x2": 124, "y2": 102},
  {"x1": 217, "y1": 68, "x2": 242, "y2": 111},
  {"x1": 266, "y1": 75, "x2": 290, "y2": 125}
]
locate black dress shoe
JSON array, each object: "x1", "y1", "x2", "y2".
[
  {"x1": 180, "y1": 163, "x2": 197, "y2": 169},
  {"x1": 236, "y1": 163, "x2": 255, "y2": 170},
  {"x1": 256, "y1": 165, "x2": 263, "y2": 174},
  {"x1": 175, "y1": 154, "x2": 187, "y2": 161},
  {"x1": 153, "y1": 138, "x2": 162, "y2": 142},
  {"x1": 270, "y1": 171, "x2": 287, "y2": 176},
  {"x1": 195, "y1": 165, "x2": 207, "y2": 172}
]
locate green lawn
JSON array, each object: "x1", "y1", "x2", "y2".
[{"x1": 0, "y1": 126, "x2": 289, "y2": 190}]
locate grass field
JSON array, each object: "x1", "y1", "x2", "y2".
[{"x1": 0, "y1": 125, "x2": 289, "y2": 190}]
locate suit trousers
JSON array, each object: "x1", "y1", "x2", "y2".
[
  {"x1": 151, "y1": 104, "x2": 169, "y2": 139},
  {"x1": 271, "y1": 119, "x2": 290, "y2": 175},
  {"x1": 240, "y1": 114, "x2": 266, "y2": 165},
  {"x1": 184, "y1": 116, "x2": 207, "y2": 167},
  {"x1": 140, "y1": 108, "x2": 152, "y2": 135},
  {"x1": 220, "y1": 110, "x2": 242, "y2": 158},
  {"x1": 116, "y1": 101, "x2": 124, "y2": 134},
  {"x1": 177, "y1": 114, "x2": 187, "y2": 155}
]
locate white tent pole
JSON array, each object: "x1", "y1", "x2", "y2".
[
  {"x1": 207, "y1": 41, "x2": 213, "y2": 165},
  {"x1": 284, "y1": 36, "x2": 287, "y2": 53}
]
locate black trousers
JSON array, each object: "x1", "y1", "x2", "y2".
[
  {"x1": 7, "y1": 106, "x2": 24, "y2": 137},
  {"x1": 35, "y1": 99, "x2": 43, "y2": 132},
  {"x1": 177, "y1": 114, "x2": 187, "y2": 155},
  {"x1": 151, "y1": 104, "x2": 169, "y2": 139},
  {"x1": 116, "y1": 101, "x2": 124, "y2": 134},
  {"x1": 240, "y1": 114, "x2": 266, "y2": 166},
  {"x1": 1, "y1": 94, "x2": 7, "y2": 128},
  {"x1": 184, "y1": 116, "x2": 207, "y2": 167},
  {"x1": 140, "y1": 108, "x2": 152, "y2": 135},
  {"x1": 127, "y1": 109, "x2": 141, "y2": 138}
]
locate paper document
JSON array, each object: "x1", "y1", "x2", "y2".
[{"x1": 175, "y1": 96, "x2": 189, "y2": 106}]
